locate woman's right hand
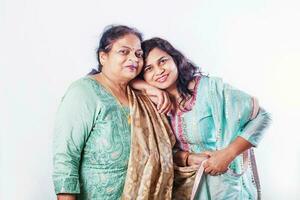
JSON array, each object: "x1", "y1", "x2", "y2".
[
  {"x1": 145, "y1": 86, "x2": 172, "y2": 114},
  {"x1": 187, "y1": 152, "x2": 210, "y2": 166},
  {"x1": 130, "y1": 79, "x2": 172, "y2": 114}
]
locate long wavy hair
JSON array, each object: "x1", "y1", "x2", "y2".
[
  {"x1": 89, "y1": 25, "x2": 143, "y2": 75},
  {"x1": 141, "y1": 37, "x2": 201, "y2": 111}
]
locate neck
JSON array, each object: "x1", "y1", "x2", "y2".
[
  {"x1": 99, "y1": 71, "x2": 128, "y2": 92},
  {"x1": 166, "y1": 79, "x2": 196, "y2": 113},
  {"x1": 93, "y1": 71, "x2": 129, "y2": 106},
  {"x1": 166, "y1": 83, "x2": 181, "y2": 100}
]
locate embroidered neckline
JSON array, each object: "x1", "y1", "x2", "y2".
[
  {"x1": 169, "y1": 75, "x2": 202, "y2": 151},
  {"x1": 84, "y1": 76, "x2": 130, "y2": 110},
  {"x1": 176, "y1": 75, "x2": 202, "y2": 116}
]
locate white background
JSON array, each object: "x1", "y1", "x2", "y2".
[{"x1": 1, "y1": 0, "x2": 299, "y2": 199}]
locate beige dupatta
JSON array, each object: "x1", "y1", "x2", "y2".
[{"x1": 121, "y1": 88, "x2": 175, "y2": 200}]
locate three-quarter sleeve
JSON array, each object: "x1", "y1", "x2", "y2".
[
  {"x1": 52, "y1": 81, "x2": 98, "y2": 194},
  {"x1": 238, "y1": 107, "x2": 271, "y2": 146},
  {"x1": 223, "y1": 83, "x2": 271, "y2": 147},
  {"x1": 209, "y1": 77, "x2": 271, "y2": 148}
]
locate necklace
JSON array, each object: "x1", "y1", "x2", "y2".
[{"x1": 99, "y1": 73, "x2": 131, "y2": 124}]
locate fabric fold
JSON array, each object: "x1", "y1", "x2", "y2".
[{"x1": 121, "y1": 88, "x2": 175, "y2": 200}]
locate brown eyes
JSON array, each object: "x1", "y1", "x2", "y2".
[
  {"x1": 159, "y1": 58, "x2": 168, "y2": 65},
  {"x1": 144, "y1": 66, "x2": 153, "y2": 72},
  {"x1": 118, "y1": 49, "x2": 143, "y2": 58},
  {"x1": 135, "y1": 51, "x2": 143, "y2": 58},
  {"x1": 118, "y1": 49, "x2": 129, "y2": 54},
  {"x1": 144, "y1": 58, "x2": 169, "y2": 73}
]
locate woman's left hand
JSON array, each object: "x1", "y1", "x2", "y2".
[{"x1": 202, "y1": 148, "x2": 236, "y2": 176}]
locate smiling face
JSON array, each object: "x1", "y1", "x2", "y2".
[
  {"x1": 99, "y1": 34, "x2": 143, "y2": 81},
  {"x1": 143, "y1": 47, "x2": 178, "y2": 91}
]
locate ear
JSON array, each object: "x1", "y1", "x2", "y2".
[{"x1": 99, "y1": 51, "x2": 108, "y2": 66}]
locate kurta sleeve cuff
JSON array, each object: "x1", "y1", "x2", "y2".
[
  {"x1": 53, "y1": 177, "x2": 80, "y2": 194},
  {"x1": 239, "y1": 108, "x2": 271, "y2": 147}
]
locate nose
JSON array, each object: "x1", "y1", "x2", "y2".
[
  {"x1": 155, "y1": 66, "x2": 165, "y2": 76},
  {"x1": 128, "y1": 51, "x2": 139, "y2": 63}
]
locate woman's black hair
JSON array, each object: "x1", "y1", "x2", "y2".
[
  {"x1": 89, "y1": 25, "x2": 143, "y2": 75},
  {"x1": 141, "y1": 37, "x2": 201, "y2": 111}
]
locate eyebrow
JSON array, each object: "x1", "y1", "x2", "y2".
[
  {"x1": 120, "y1": 46, "x2": 142, "y2": 51},
  {"x1": 158, "y1": 56, "x2": 167, "y2": 62}
]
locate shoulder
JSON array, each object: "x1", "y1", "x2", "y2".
[
  {"x1": 196, "y1": 76, "x2": 226, "y2": 104},
  {"x1": 199, "y1": 75, "x2": 211, "y2": 85},
  {"x1": 193, "y1": 75, "x2": 211, "y2": 93},
  {"x1": 193, "y1": 75, "x2": 221, "y2": 88},
  {"x1": 192, "y1": 75, "x2": 211, "y2": 105},
  {"x1": 206, "y1": 76, "x2": 224, "y2": 88},
  {"x1": 62, "y1": 77, "x2": 100, "y2": 102},
  {"x1": 68, "y1": 77, "x2": 96, "y2": 92},
  {"x1": 205, "y1": 76, "x2": 236, "y2": 94}
]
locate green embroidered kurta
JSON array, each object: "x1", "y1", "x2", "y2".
[{"x1": 53, "y1": 77, "x2": 131, "y2": 199}]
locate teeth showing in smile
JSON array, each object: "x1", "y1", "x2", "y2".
[{"x1": 156, "y1": 75, "x2": 168, "y2": 83}]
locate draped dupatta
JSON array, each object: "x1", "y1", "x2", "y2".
[
  {"x1": 121, "y1": 88, "x2": 176, "y2": 200},
  {"x1": 207, "y1": 77, "x2": 271, "y2": 200}
]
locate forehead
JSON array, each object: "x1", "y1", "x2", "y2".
[
  {"x1": 111, "y1": 34, "x2": 141, "y2": 49},
  {"x1": 146, "y1": 48, "x2": 169, "y2": 64}
]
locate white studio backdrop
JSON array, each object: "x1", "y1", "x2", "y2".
[{"x1": 1, "y1": 0, "x2": 299, "y2": 199}]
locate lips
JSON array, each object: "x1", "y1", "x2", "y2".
[
  {"x1": 125, "y1": 64, "x2": 138, "y2": 71},
  {"x1": 156, "y1": 74, "x2": 169, "y2": 83}
]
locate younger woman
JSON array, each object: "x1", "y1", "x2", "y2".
[{"x1": 133, "y1": 37, "x2": 271, "y2": 200}]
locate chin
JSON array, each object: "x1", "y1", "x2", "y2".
[
  {"x1": 124, "y1": 72, "x2": 139, "y2": 80},
  {"x1": 125, "y1": 69, "x2": 141, "y2": 77},
  {"x1": 153, "y1": 83, "x2": 171, "y2": 90}
]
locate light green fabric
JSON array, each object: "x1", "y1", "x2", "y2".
[
  {"x1": 53, "y1": 77, "x2": 131, "y2": 199},
  {"x1": 170, "y1": 76, "x2": 270, "y2": 200}
]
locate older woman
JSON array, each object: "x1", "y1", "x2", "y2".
[{"x1": 52, "y1": 26, "x2": 174, "y2": 200}]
